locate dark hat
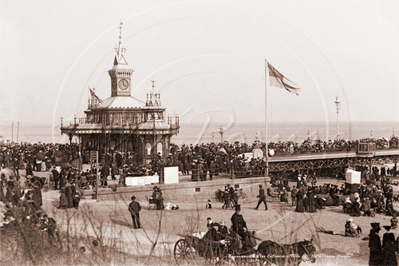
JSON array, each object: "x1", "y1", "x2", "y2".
[
  {"x1": 235, "y1": 205, "x2": 241, "y2": 211},
  {"x1": 371, "y1": 222, "x2": 381, "y2": 230},
  {"x1": 383, "y1": 226, "x2": 392, "y2": 231},
  {"x1": 131, "y1": 196, "x2": 136, "y2": 200}
]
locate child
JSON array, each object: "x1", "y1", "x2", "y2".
[{"x1": 206, "y1": 199, "x2": 212, "y2": 209}]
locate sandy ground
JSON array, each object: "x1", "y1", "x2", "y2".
[{"x1": 4, "y1": 166, "x2": 399, "y2": 266}]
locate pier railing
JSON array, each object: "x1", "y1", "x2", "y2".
[{"x1": 73, "y1": 116, "x2": 180, "y2": 132}]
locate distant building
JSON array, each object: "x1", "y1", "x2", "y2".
[{"x1": 61, "y1": 22, "x2": 179, "y2": 164}]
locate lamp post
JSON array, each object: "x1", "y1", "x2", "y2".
[
  {"x1": 212, "y1": 132, "x2": 215, "y2": 143},
  {"x1": 219, "y1": 126, "x2": 224, "y2": 143},
  {"x1": 335, "y1": 96, "x2": 341, "y2": 140}
]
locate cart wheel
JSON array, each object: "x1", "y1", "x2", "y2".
[{"x1": 174, "y1": 239, "x2": 194, "y2": 265}]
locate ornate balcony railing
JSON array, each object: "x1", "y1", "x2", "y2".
[{"x1": 70, "y1": 115, "x2": 180, "y2": 133}]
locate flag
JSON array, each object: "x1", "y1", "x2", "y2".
[
  {"x1": 267, "y1": 62, "x2": 301, "y2": 95},
  {"x1": 89, "y1": 88, "x2": 102, "y2": 103}
]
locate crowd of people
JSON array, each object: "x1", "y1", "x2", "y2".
[
  {"x1": 0, "y1": 167, "x2": 58, "y2": 240},
  {"x1": 0, "y1": 133, "x2": 397, "y2": 189},
  {"x1": 0, "y1": 134, "x2": 399, "y2": 265},
  {"x1": 267, "y1": 136, "x2": 398, "y2": 155}
]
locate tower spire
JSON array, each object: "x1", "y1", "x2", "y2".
[
  {"x1": 151, "y1": 79, "x2": 155, "y2": 92},
  {"x1": 113, "y1": 21, "x2": 128, "y2": 66},
  {"x1": 117, "y1": 21, "x2": 123, "y2": 59}
]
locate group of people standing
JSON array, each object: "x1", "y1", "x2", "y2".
[
  {"x1": 219, "y1": 184, "x2": 239, "y2": 209},
  {"x1": 58, "y1": 180, "x2": 82, "y2": 209},
  {"x1": 292, "y1": 183, "x2": 327, "y2": 213},
  {"x1": 368, "y1": 222, "x2": 398, "y2": 265}
]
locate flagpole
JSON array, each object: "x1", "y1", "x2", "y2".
[{"x1": 265, "y1": 59, "x2": 269, "y2": 178}]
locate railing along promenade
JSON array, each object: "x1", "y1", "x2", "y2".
[{"x1": 267, "y1": 147, "x2": 399, "y2": 172}]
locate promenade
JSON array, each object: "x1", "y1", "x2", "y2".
[
  {"x1": 269, "y1": 148, "x2": 399, "y2": 162},
  {"x1": 3, "y1": 158, "x2": 399, "y2": 265}
]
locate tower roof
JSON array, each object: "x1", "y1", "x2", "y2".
[
  {"x1": 95, "y1": 96, "x2": 145, "y2": 109},
  {"x1": 137, "y1": 119, "x2": 170, "y2": 130}
]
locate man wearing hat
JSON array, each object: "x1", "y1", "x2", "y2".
[
  {"x1": 255, "y1": 185, "x2": 267, "y2": 210},
  {"x1": 368, "y1": 222, "x2": 383, "y2": 266},
  {"x1": 218, "y1": 221, "x2": 228, "y2": 239},
  {"x1": 231, "y1": 205, "x2": 250, "y2": 248},
  {"x1": 128, "y1": 196, "x2": 141, "y2": 229}
]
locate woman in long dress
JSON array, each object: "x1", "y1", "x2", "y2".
[
  {"x1": 307, "y1": 191, "x2": 316, "y2": 213},
  {"x1": 351, "y1": 198, "x2": 361, "y2": 217},
  {"x1": 295, "y1": 189, "x2": 304, "y2": 212},
  {"x1": 386, "y1": 199, "x2": 398, "y2": 217},
  {"x1": 382, "y1": 226, "x2": 398, "y2": 266},
  {"x1": 59, "y1": 187, "x2": 68, "y2": 209},
  {"x1": 369, "y1": 223, "x2": 383, "y2": 266}
]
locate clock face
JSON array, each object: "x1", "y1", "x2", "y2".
[{"x1": 118, "y1": 79, "x2": 129, "y2": 90}]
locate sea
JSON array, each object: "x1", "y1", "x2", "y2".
[{"x1": 1, "y1": 121, "x2": 398, "y2": 146}]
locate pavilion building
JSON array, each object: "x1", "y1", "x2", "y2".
[{"x1": 61, "y1": 22, "x2": 179, "y2": 164}]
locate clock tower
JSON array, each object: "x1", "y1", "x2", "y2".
[{"x1": 108, "y1": 21, "x2": 134, "y2": 97}]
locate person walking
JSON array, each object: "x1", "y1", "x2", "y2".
[
  {"x1": 128, "y1": 196, "x2": 141, "y2": 229},
  {"x1": 255, "y1": 185, "x2": 267, "y2": 210}
]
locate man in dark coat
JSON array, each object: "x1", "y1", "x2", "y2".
[
  {"x1": 13, "y1": 155, "x2": 20, "y2": 178},
  {"x1": 231, "y1": 205, "x2": 254, "y2": 252},
  {"x1": 101, "y1": 164, "x2": 109, "y2": 185},
  {"x1": 26, "y1": 163, "x2": 33, "y2": 177},
  {"x1": 32, "y1": 183, "x2": 42, "y2": 208},
  {"x1": 0, "y1": 172, "x2": 5, "y2": 202},
  {"x1": 65, "y1": 183, "x2": 73, "y2": 208},
  {"x1": 111, "y1": 163, "x2": 119, "y2": 180},
  {"x1": 255, "y1": 185, "x2": 267, "y2": 210},
  {"x1": 368, "y1": 223, "x2": 383, "y2": 265},
  {"x1": 128, "y1": 196, "x2": 141, "y2": 229},
  {"x1": 152, "y1": 186, "x2": 163, "y2": 210},
  {"x1": 59, "y1": 169, "x2": 66, "y2": 189},
  {"x1": 231, "y1": 204, "x2": 248, "y2": 240},
  {"x1": 51, "y1": 167, "x2": 60, "y2": 190}
]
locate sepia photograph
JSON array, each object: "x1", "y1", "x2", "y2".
[{"x1": 1, "y1": 1, "x2": 398, "y2": 265}]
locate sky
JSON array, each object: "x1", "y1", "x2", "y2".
[{"x1": 1, "y1": 0, "x2": 398, "y2": 130}]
